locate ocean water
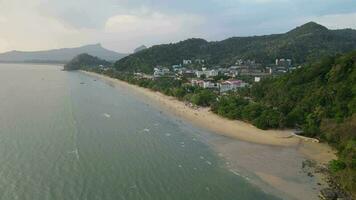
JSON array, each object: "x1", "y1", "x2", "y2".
[{"x1": 0, "y1": 64, "x2": 280, "y2": 200}]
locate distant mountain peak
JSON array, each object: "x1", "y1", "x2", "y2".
[
  {"x1": 288, "y1": 22, "x2": 328, "y2": 35},
  {"x1": 81, "y1": 43, "x2": 103, "y2": 49},
  {"x1": 115, "y1": 22, "x2": 356, "y2": 73},
  {"x1": 0, "y1": 43, "x2": 128, "y2": 63},
  {"x1": 134, "y1": 45, "x2": 147, "y2": 53}
]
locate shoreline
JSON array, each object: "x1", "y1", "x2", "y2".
[
  {"x1": 81, "y1": 70, "x2": 337, "y2": 199},
  {"x1": 82, "y1": 71, "x2": 335, "y2": 161}
]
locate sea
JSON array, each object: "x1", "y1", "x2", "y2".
[{"x1": 0, "y1": 64, "x2": 281, "y2": 200}]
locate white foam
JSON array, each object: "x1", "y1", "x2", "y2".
[
  {"x1": 178, "y1": 165, "x2": 182, "y2": 168},
  {"x1": 205, "y1": 161, "x2": 212, "y2": 165},
  {"x1": 103, "y1": 113, "x2": 111, "y2": 118},
  {"x1": 231, "y1": 170, "x2": 241, "y2": 176},
  {"x1": 68, "y1": 149, "x2": 80, "y2": 160},
  {"x1": 165, "y1": 133, "x2": 171, "y2": 137},
  {"x1": 200, "y1": 156, "x2": 205, "y2": 160},
  {"x1": 143, "y1": 128, "x2": 150, "y2": 132}
]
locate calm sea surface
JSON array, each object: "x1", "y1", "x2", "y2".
[{"x1": 0, "y1": 64, "x2": 280, "y2": 200}]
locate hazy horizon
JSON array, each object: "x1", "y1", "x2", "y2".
[{"x1": 0, "y1": 0, "x2": 355, "y2": 53}]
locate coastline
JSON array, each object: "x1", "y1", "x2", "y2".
[
  {"x1": 81, "y1": 70, "x2": 337, "y2": 199},
  {"x1": 82, "y1": 71, "x2": 335, "y2": 160}
]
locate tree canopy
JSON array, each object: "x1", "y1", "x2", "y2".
[
  {"x1": 64, "y1": 53, "x2": 111, "y2": 71},
  {"x1": 115, "y1": 22, "x2": 356, "y2": 73}
]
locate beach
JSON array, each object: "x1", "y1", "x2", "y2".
[{"x1": 82, "y1": 71, "x2": 337, "y2": 200}]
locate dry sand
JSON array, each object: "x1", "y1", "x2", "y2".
[{"x1": 82, "y1": 71, "x2": 337, "y2": 200}]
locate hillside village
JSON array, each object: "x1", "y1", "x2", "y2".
[{"x1": 130, "y1": 57, "x2": 296, "y2": 94}]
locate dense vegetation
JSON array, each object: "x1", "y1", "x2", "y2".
[
  {"x1": 115, "y1": 22, "x2": 356, "y2": 73},
  {"x1": 233, "y1": 52, "x2": 355, "y2": 195},
  {"x1": 64, "y1": 53, "x2": 111, "y2": 71}
]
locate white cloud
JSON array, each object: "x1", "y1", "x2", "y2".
[
  {"x1": 101, "y1": 12, "x2": 207, "y2": 51},
  {"x1": 312, "y1": 12, "x2": 356, "y2": 29},
  {"x1": 0, "y1": 0, "x2": 355, "y2": 53},
  {"x1": 0, "y1": 0, "x2": 91, "y2": 52},
  {"x1": 105, "y1": 12, "x2": 205, "y2": 36}
]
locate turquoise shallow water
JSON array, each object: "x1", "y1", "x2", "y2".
[{"x1": 0, "y1": 64, "x2": 280, "y2": 200}]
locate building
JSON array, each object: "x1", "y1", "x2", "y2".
[
  {"x1": 275, "y1": 58, "x2": 292, "y2": 67},
  {"x1": 191, "y1": 79, "x2": 205, "y2": 87},
  {"x1": 172, "y1": 64, "x2": 182, "y2": 71},
  {"x1": 220, "y1": 80, "x2": 249, "y2": 93},
  {"x1": 183, "y1": 60, "x2": 192, "y2": 65},
  {"x1": 203, "y1": 81, "x2": 219, "y2": 89},
  {"x1": 178, "y1": 69, "x2": 196, "y2": 78},
  {"x1": 195, "y1": 59, "x2": 205, "y2": 64},
  {"x1": 153, "y1": 67, "x2": 171, "y2": 78},
  {"x1": 195, "y1": 69, "x2": 219, "y2": 78},
  {"x1": 191, "y1": 79, "x2": 219, "y2": 89}
]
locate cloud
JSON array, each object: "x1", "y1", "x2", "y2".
[
  {"x1": 311, "y1": 12, "x2": 356, "y2": 29},
  {"x1": 100, "y1": 11, "x2": 207, "y2": 52},
  {"x1": 0, "y1": 0, "x2": 90, "y2": 52},
  {"x1": 105, "y1": 12, "x2": 205, "y2": 36},
  {"x1": 0, "y1": 0, "x2": 355, "y2": 53}
]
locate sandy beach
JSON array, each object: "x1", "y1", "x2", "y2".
[
  {"x1": 82, "y1": 71, "x2": 337, "y2": 200},
  {"x1": 82, "y1": 71, "x2": 334, "y2": 160}
]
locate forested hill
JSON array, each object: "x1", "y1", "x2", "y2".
[
  {"x1": 248, "y1": 51, "x2": 356, "y2": 195},
  {"x1": 115, "y1": 22, "x2": 356, "y2": 73},
  {"x1": 64, "y1": 54, "x2": 110, "y2": 71}
]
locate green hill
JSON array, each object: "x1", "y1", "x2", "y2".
[
  {"x1": 64, "y1": 53, "x2": 111, "y2": 71},
  {"x1": 249, "y1": 51, "x2": 356, "y2": 195},
  {"x1": 115, "y1": 22, "x2": 356, "y2": 73}
]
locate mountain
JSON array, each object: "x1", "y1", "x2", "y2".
[
  {"x1": 134, "y1": 45, "x2": 147, "y2": 53},
  {"x1": 0, "y1": 44, "x2": 128, "y2": 63},
  {"x1": 64, "y1": 53, "x2": 110, "y2": 71},
  {"x1": 115, "y1": 22, "x2": 356, "y2": 73}
]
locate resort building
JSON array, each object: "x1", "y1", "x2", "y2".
[{"x1": 220, "y1": 80, "x2": 249, "y2": 93}]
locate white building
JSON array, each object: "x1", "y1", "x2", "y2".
[
  {"x1": 254, "y1": 77, "x2": 261, "y2": 82},
  {"x1": 220, "y1": 80, "x2": 249, "y2": 93},
  {"x1": 195, "y1": 69, "x2": 219, "y2": 78},
  {"x1": 183, "y1": 60, "x2": 192, "y2": 65},
  {"x1": 203, "y1": 81, "x2": 219, "y2": 89},
  {"x1": 153, "y1": 67, "x2": 170, "y2": 78},
  {"x1": 275, "y1": 58, "x2": 292, "y2": 67}
]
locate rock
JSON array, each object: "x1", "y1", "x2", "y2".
[
  {"x1": 319, "y1": 188, "x2": 337, "y2": 200},
  {"x1": 307, "y1": 172, "x2": 314, "y2": 177},
  {"x1": 315, "y1": 165, "x2": 329, "y2": 174},
  {"x1": 302, "y1": 159, "x2": 317, "y2": 168}
]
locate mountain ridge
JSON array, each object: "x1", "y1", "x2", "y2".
[
  {"x1": 115, "y1": 22, "x2": 356, "y2": 73},
  {"x1": 0, "y1": 43, "x2": 128, "y2": 63}
]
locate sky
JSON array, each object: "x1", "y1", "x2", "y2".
[{"x1": 0, "y1": 0, "x2": 355, "y2": 53}]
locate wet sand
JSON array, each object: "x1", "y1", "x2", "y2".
[{"x1": 82, "y1": 71, "x2": 337, "y2": 200}]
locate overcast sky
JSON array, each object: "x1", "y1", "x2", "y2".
[{"x1": 0, "y1": 0, "x2": 355, "y2": 53}]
